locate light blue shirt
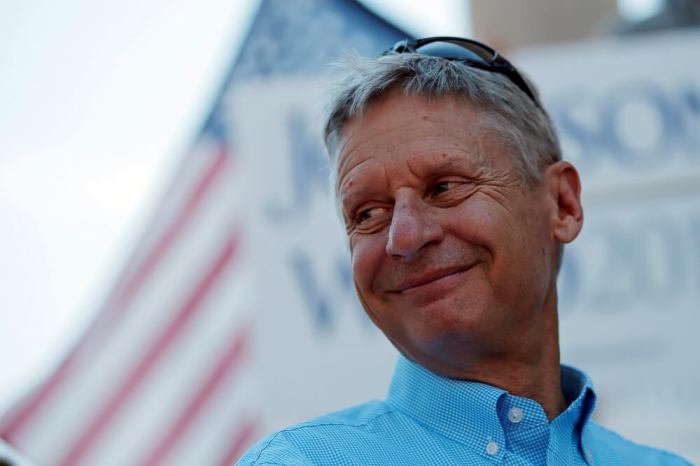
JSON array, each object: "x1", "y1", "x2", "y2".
[{"x1": 238, "y1": 357, "x2": 691, "y2": 465}]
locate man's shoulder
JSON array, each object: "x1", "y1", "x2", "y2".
[
  {"x1": 585, "y1": 421, "x2": 692, "y2": 466},
  {"x1": 236, "y1": 400, "x2": 396, "y2": 465}
]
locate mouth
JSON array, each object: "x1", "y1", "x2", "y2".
[{"x1": 389, "y1": 264, "x2": 475, "y2": 294}]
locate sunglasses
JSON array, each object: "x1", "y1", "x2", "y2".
[{"x1": 383, "y1": 36, "x2": 540, "y2": 109}]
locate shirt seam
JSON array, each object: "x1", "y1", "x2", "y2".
[
  {"x1": 249, "y1": 410, "x2": 396, "y2": 465},
  {"x1": 588, "y1": 421, "x2": 692, "y2": 465}
]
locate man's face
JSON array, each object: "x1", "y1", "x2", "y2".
[{"x1": 335, "y1": 91, "x2": 560, "y2": 377}]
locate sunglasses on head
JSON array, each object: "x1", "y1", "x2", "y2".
[{"x1": 383, "y1": 36, "x2": 540, "y2": 109}]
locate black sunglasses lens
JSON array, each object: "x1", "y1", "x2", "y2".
[
  {"x1": 383, "y1": 37, "x2": 540, "y2": 108},
  {"x1": 415, "y1": 40, "x2": 493, "y2": 63}
]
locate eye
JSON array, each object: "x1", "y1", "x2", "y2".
[
  {"x1": 430, "y1": 180, "x2": 457, "y2": 196},
  {"x1": 357, "y1": 206, "x2": 383, "y2": 223},
  {"x1": 352, "y1": 205, "x2": 391, "y2": 232},
  {"x1": 427, "y1": 178, "x2": 476, "y2": 205}
]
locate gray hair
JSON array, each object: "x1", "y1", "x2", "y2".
[{"x1": 323, "y1": 52, "x2": 562, "y2": 191}]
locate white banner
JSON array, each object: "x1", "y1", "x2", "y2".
[{"x1": 517, "y1": 30, "x2": 700, "y2": 461}]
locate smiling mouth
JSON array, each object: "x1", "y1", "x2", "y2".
[{"x1": 390, "y1": 265, "x2": 475, "y2": 293}]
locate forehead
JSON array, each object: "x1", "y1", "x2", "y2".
[
  {"x1": 334, "y1": 92, "x2": 502, "y2": 190},
  {"x1": 337, "y1": 91, "x2": 481, "y2": 153}
]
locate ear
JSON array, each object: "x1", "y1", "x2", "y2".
[{"x1": 544, "y1": 161, "x2": 583, "y2": 244}]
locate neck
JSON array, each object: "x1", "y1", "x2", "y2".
[
  {"x1": 454, "y1": 348, "x2": 566, "y2": 420},
  {"x1": 473, "y1": 292, "x2": 566, "y2": 420},
  {"x1": 417, "y1": 289, "x2": 566, "y2": 420}
]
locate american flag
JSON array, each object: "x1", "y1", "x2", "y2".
[{"x1": 0, "y1": 1, "x2": 407, "y2": 465}]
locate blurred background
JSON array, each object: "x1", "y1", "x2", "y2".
[{"x1": 1, "y1": 0, "x2": 698, "y2": 464}]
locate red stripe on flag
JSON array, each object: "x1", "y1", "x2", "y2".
[
  {"x1": 0, "y1": 148, "x2": 230, "y2": 441},
  {"x1": 140, "y1": 328, "x2": 251, "y2": 466},
  {"x1": 109, "y1": 147, "x2": 230, "y2": 317},
  {"x1": 57, "y1": 231, "x2": 242, "y2": 466},
  {"x1": 217, "y1": 419, "x2": 258, "y2": 466}
]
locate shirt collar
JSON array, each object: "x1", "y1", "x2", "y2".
[
  {"x1": 552, "y1": 364, "x2": 598, "y2": 462},
  {"x1": 385, "y1": 356, "x2": 597, "y2": 461},
  {"x1": 557, "y1": 364, "x2": 597, "y2": 428},
  {"x1": 386, "y1": 356, "x2": 508, "y2": 455}
]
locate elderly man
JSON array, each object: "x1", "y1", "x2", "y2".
[{"x1": 238, "y1": 37, "x2": 690, "y2": 465}]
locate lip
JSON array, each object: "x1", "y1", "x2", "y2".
[{"x1": 389, "y1": 265, "x2": 475, "y2": 293}]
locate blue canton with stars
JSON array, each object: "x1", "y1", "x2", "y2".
[{"x1": 231, "y1": 0, "x2": 409, "y2": 81}]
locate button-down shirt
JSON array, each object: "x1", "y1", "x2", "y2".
[{"x1": 237, "y1": 357, "x2": 691, "y2": 465}]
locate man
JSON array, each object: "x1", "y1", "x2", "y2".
[{"x1": 238, "y1": 37, "x2": 691, "y2": 465}]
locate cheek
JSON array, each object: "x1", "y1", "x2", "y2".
[
  {"x1": 350, "y1": 235, "x2": 385, "y2": 297},
  {"x1": 445, "y1": 202, "x2": 500, "y2": 252}
]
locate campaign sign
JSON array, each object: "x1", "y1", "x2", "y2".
[{"x1": 516, "y1": 29, "x2": 700, "y2": 461}]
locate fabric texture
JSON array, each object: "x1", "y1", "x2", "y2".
[{"x1": 237, "y1": 357, "x2": 691, "y2": 465}]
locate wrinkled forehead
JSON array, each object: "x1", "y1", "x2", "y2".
[
  {"x1": 330, "y1": 92, "x2": 501, "y2": 180},
  {"x1": 332, "y1": 91, "x2": 471, "y2": 153},
  {"x1": 326, "y1": 89, "x2": 403, "y2": 168}
]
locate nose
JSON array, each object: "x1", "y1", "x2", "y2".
[{"x1": 386, "y1": 192, "x2": 443, "y2": 260}]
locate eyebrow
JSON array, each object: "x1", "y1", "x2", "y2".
[
  {"x1": 338, "y1": 151, "x2": 486, "y2": 210},
  {"x1": 339, "y1": 179, "x2": 382, "y2": 215},
  {"x1": 409, "y1": 152, "x2": 486, "y2": 178}
]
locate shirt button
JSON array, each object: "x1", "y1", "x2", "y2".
[
  {"x1": 486, "y1": 440, "x2": 499, "y2": 456},
  {"x1": 508, "y1": 407, "x2": 523, "y2": 423}
]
